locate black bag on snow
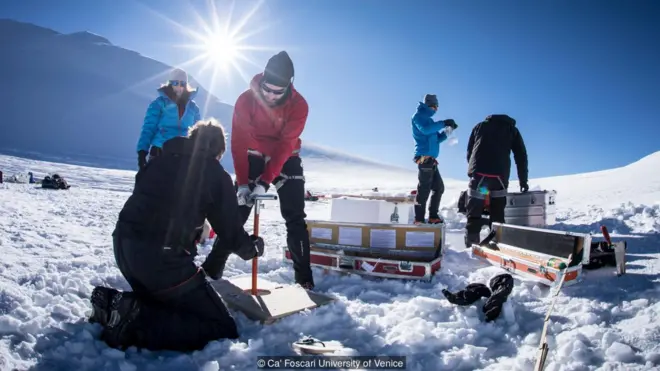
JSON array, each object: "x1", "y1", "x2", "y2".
[{"x1": 42, "y1": 174, "x2": 70, "y2": 190}]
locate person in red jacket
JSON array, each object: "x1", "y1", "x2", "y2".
[{"x1": 229, "y1": 51, "x2": 314, "y2": 289}]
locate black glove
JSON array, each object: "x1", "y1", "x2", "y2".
[
  {"x1": 482, "y1": 274, "x2": 514, "y2": 322},
  {"x1": 235, "y1": 235, "x2": 265, "y2": 260},
  {"x1": 520, "y1": 181, "x2": 529, "y2": 193},
  {"x1": 444, "y1": 119, "x2": 458, "y2": 130},
  {"x1": 138, "y1": 150, "x2": 148, "y2": 170},
  {"x1": 442, "y1": 283, "x2": 492, "y2": 306}
]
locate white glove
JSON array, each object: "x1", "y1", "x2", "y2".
[
  {"x1": 237, "y1": 185, "x2": 251, "y2": 206},
  {"x1": 250, "y1": 184, "x2": 267, "y2": 201},
  {"x1": 444, "y1": 126, "x2": 454, "y2": 136}
]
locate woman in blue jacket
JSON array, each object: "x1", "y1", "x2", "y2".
[{"x1": 136, "y1": 68, "x2": 202, "y2": 170}]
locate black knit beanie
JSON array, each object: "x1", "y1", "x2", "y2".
[
  {"x1": 424, "y1": 94, "x2": 438, "y2": 107},
  {"x1": 263, "y1": 51, "x2": 295, "y2": 87}
]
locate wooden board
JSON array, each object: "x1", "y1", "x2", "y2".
[{"x1": 210, "y1": 275, "x2": 335, "y2": 324}]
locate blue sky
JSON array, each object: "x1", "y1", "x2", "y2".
[{"x1": 2, "y1": 0, "x2": 659, "y2": 180}]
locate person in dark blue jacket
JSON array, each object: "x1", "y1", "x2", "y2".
[
  {"x1": 136, "y1": 68, "x2": 202, "y2": 170},
  {"x1": 411, "y1": 94, "x2": 458, "y2": 224}
]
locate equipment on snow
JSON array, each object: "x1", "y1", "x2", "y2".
[
  {"x1": 470, "y1": 222, "x2": 627, "y2": 287},
  {"x1": 602, "y1": 225, "x2": 626, "y2": 275},
  {"x1": 3, "y1": 172, "x2": 31, "y2": 184},
  {"x1": 41, "y1": 174, "x2": 70, "y2": 189},
  {"x1": 330, "y1": 193, "x2": 415, "y2": 204},
  {"x1": 304, "y1": 190, "x2": 320, "y2": 201},
  {"x1": 292, "y1": 336, "x2": 344, "y2": 355},
  {"x1": 284, "y1": 195, "x2": 446, "y2": 281},
  {"x1": 441, "y1": 273, "x2": 514, "y2": 322},
  {"x1": 442, "y1": 283, "x2": 491, "y2": 306},
  {"x1": 330, "y1": 194, "x2": 415, "y2": 224},
  {"x1": 533, "y1": 259, "x2": 570, "y2": 371},
  {"x1": 249, "y1": 193, "x2": 278, "y2": 295},
  {"x1": 209, "y1": 193, "x2": 335, "y2": 324},
  {"x1": 458, "y1": 189, "x2": 556, "y2": 228}
]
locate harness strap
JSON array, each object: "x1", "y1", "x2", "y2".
[
  {"x1": 468, "y1": 175, "x2": 508, "y2": 199},
  {"x1": 414, "y1": 155, "x2": 437, "y2": 165},
  {"x1": 247, "y1": 149, "x2": 271, "y2": 163},
  {"x1": 475, "y1": 172, "x2": 500, "y2": 178},
  {"x1": 247, "y1": 148, "x2": 302, "y2": 187},
  {"x1": 273, "y1": 172, "x2": 305, "y2": 190},
  {"x1": 247, "y1": 148, "x2": 301, "y2": 161}
]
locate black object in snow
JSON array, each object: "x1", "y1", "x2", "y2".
[{"x1": 441, "y1": 273, "x2": 514, "y2": 322}]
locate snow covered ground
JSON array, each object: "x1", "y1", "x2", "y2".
[{"x1": 0, "y1": 153, "x2": 659, "y2": 371}]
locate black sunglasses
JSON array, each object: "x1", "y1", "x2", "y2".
[{"x1": 261, "y1": 83, "x2": 287, "y2": 95}]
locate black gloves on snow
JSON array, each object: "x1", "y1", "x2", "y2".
[
  {"x1": 520, "y1": 181, "x2": 529, "y2": 193},
  {"x1": 442, "y1": 283, "x2": 491, "y2": 305},
  {"x1": 482, "y1": 274, "x2": 514, "y2": 322},
  {"x1": 441, "y1": 273, "x2": 514, "y2": 322},
  {"x1": 138, "y1": 150, "x2": 148, "y2": 170},
  {"x1": 444, "y1": 119, "x2": 458, "y2": 130}
]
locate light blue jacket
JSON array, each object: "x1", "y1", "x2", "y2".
[
  {"x1": 136, "y1": 87, "x2": 202, "y2": 152},
  {"x1": 412, "y1": 102, "x2": 447, "y2": 158}
]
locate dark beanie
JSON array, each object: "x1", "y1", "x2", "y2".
[
  {"x1": 263, "y1": 51, "x2": 295, "y2": 87},
  {"x1": 424, "y1": 94, "x2": 438, "y2": 107}
]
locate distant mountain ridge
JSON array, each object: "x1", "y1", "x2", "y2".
[{"x1": 0, "y1": 18, "x2": 408, "y2": 174}]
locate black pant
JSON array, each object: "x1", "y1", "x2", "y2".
[
  {"x1": 112, "y1": 235, "x2": 239, "y2": 351},
  {"x1": 414, "y1": 157, "x2": 445, "y2": 222},
  {"x1": 238, "y1": 155, "x2": 313, "y2": 285},
  {"x1": 465, "y1": 174, "x2": 507, "y2": 245}
]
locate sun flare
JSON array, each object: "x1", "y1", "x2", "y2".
[
  {"x1": 204, "y1": 33, "x2": 239, "y2": 68},
  {"x1": 135, "y1": 0, "x2": 292, "y2": 117}
]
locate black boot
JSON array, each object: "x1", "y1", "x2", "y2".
[
  {"x1": 101, "y1": 291, "x2": 142, "y2": 350},
  {"x1": 296, "y1": 275, "x2": 315, "y2": 291},
  {"x1": 89, "y1": 286, "x2": 120, "y2": 327}
]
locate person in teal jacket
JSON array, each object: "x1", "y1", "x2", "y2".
[
  {"x1": 411, "y1": 94, "x2": 458, "y2": 224},
  {"x1": 136, "y1": 68, "x2": 202, "y2": 170}
]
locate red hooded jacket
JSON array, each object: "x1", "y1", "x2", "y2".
[{"x1": 231, "y1": 73, "x2": 309, "y2": 185}]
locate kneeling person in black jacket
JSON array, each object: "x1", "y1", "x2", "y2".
[
  {"x1": 89, "y1": 119, "x2": 264, "y2": 352},
  {"x1": 464, "y1": 114, "x2": 529, "y2": 247}
]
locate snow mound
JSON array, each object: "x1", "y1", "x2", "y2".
[{"x1": 529, "y1": 150, "x2": 660, "y2": 209}]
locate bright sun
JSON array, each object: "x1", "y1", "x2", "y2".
[
  {"x1": 204, "y1": 33, "x2": 239, "y2": 67},
  {"x1": 146, "y1": 0, "x2": 283, "y2": 95}
]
